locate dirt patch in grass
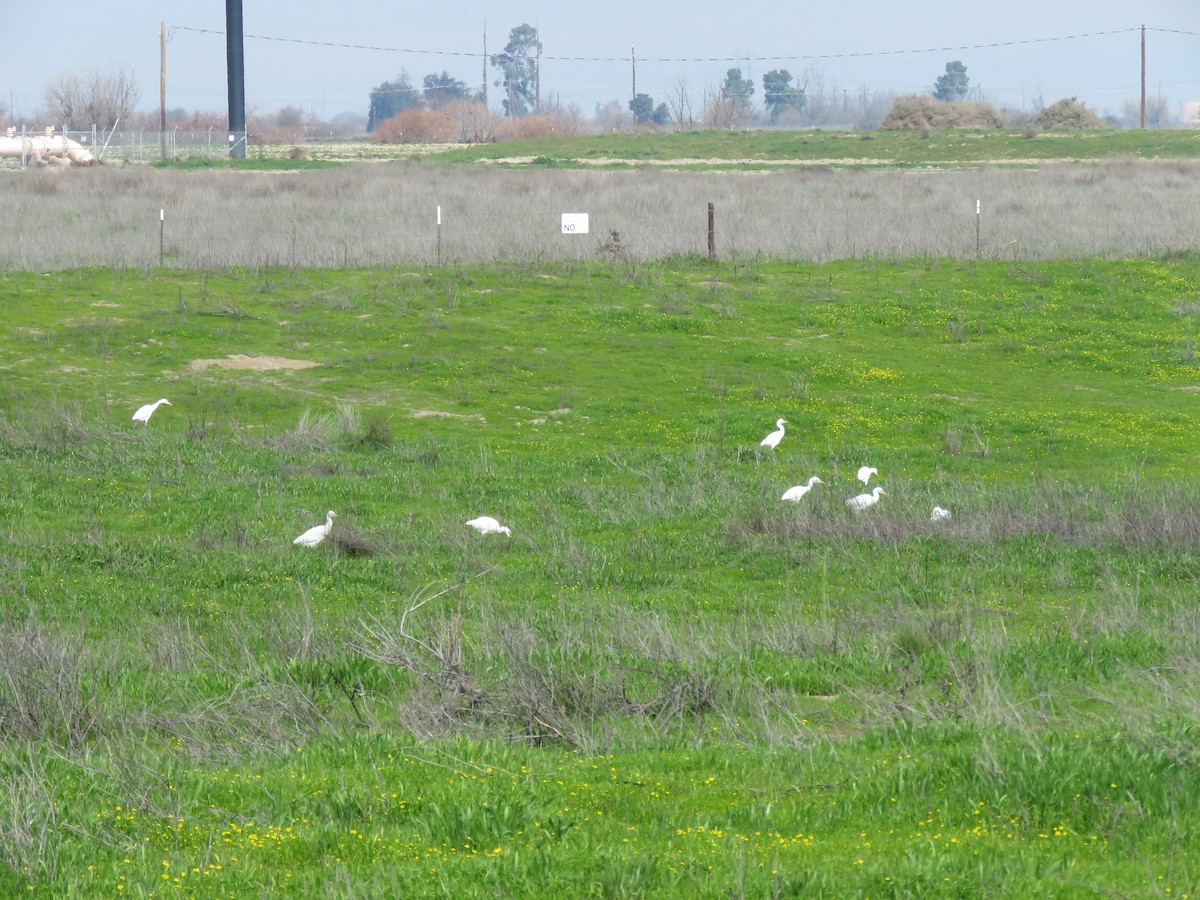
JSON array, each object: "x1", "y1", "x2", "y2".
[
  {"x1": 188, "y1": 354, "x2": 319, "y2": 372},
  {"x1": 411, "y1": 409, "x2": 483, "y2": 420}
]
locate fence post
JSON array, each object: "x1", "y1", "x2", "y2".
[
  {"x1": 707, "y1": 202, "x2": 715, "y2": 261},
  {"x1": 975, "y1": 199, "x2": 981, "y2": 260}
]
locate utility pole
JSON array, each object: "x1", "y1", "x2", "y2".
[
  {"x1": 225, "y1": 0, "x2": 247, "y2": 159},
  {"x1": 535, "y1": 41, "x2": 541, "y2": 113},
  {"x1": 1140, "y1": 24, "x2": 1147, "y2": 129},
  {"x1": 482, "y1": 25, "x2": 487, "y2": 108},
  {"x1": 631, "y1": 45, "x2": 636, "y2": 107},
  {"x1": 159, "y1": 22, "x2": 167, "y2": 160}
]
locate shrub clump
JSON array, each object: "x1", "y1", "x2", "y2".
[
  {"x1": 372, "y1": 108, "x2": 455, "y2": 144},
  {"x1": 879, "y1": 95, "x2": 1009, "y2": 130},
  {"x1": 1033, "y1": 97, "x2": 1111, "y2": 130}
]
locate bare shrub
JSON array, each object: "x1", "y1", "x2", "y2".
[
  {"x1": 442, "y1": 100, "x2": 501, "y2": 143},
  {"x1": 350, "y1": 409, "x2": 394, "y2": 450},
  {"x1": 942, "y1": 427, "x2": 962, "y2": 455},
  {"x1": 487, "y1": 622, "x2": 590, "y2": 747},
  {"x1": 269, "y1": 409, "x2": 336, "y2": 452},
  {"x1": 735, "y1": 481, "x2": 1200, "y2": 553},
  {"x1": 328, "y1": 520, "x2": 391, "y2": 558},
  {"x1": 0, "y1": 626, "x2": 100, "y2": 747},
  {"x1": 1034, "y1": 96, "x2": 1111, "y2": 130},
  {"x1": 372, "y1": 109, "x2": 455, "y2": 145},
  {"x1": 156, "y1": 676, "x2": 334, "y2": 757},
  {"x1": 880, "y1": 95, "x2": 1009, "y2": 130},
  {"x1": 252, "y1": 124, "x2": 307, "y2": 146},
  {"x1": 497, "y1": 113, "x2": 582, "y2": 140},
  {"x1": 353, "y1": 582, "x2": 484, "y2": 732}
]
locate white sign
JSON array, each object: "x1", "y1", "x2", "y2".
[{"x1": 561, "y1": 213, "x2": 589, "y2": 235}]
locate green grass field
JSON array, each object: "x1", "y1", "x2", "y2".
[
  {"x1": 150, "y1": 128, "x2": 1200, "y2": 170},
  {"x1": 2, "y1": 256, "x2": 1200, "y2": 896},
  {"x1": 423, "y1": 128, "x2": 1200, "y2": 168}
]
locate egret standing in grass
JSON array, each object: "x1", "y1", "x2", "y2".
[
  {"x1": 132, "y1": 398, "x2": 171, "y2": 424},
  {"x1": 467, "y1": 516, "x2": 511, "y2": 536},
  {"x1": 856, "y1": 466, "x2": 878, "y2": 485},
  {"x1": 294, "y1": 510, "x2": 336, "y2": 547},
  {"x1": 781, "y1": 476, "x2": 823, "y2": 502},
  {"x1": 931, "y1": 506, "x2": 952, "y2": 522},
  {"x1": 846, "y1": 486, "x2": 886, "y2": 512},
  {"x1": 760, "y1": 418, "x2": 787, "y2": 450}
]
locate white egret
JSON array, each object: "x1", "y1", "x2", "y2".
[
  {"x1": 467, "y1": 516, "x2": 511, "y2": 536},
  {"x1": 781, "y1": 476, "x2": 823, "y2": 502},
  {"x1": 294, "y1": 510, "x2": 336, "y2": 547},
  {"x1": 760, "y1": 418, "x2": 787, "y2": 449},
  {"x1": 845, "y1": 486, "x2": 886, "y2": 512},
  {"x1": 931, "y1": 506, "x2": 952, "y2": 522},
  {"x1": 132, "y1": 398, "x2": 172, "y2": 424},
  {"x1": 856, "y1": 466, "x2": 878, "y2": 484}
]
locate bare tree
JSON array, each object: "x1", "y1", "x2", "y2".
[
  {"x1": 1120, "y1": 96, "x2": 1175, "y2": 129},
  {"x1": 592, "y1": 100, "x2": 631, "y2": 133},
  {"x1": 44, "y1": 68, "x2": 139, "y2": 130},
  {"x1": 703, "y1": 85, "x2": 740, "y2": 130},
  {"x1": 667, "y1": 76, "x2": 695, "y2": 132},
  {"x1": 442, "y1": 99, "x2": 501, "y2": 143}
]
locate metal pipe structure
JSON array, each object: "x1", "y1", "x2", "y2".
[{"x1": 0, "y1": 127, "x2": 95, "y2": 165}]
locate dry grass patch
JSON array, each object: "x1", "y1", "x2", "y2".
[{"x1": 187, "y1": 354, "x2": 319, "y2": 372}]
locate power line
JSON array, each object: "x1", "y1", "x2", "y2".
[{"x1": 170, "y1": 24, "x2": 1187, "y2": 65}]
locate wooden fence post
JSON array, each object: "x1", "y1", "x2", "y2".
[{"x1": 707, "y1": 202, "x2": 715, "y2": 261}]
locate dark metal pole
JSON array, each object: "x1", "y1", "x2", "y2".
[{"x1": 226, "y1": 0, "x2": 247, "y2": 158}]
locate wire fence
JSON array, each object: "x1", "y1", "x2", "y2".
[
  {"x1": 2, "y1": 162, "x2": 1199, "y2": 269},
  {"x1": 0, "y1": 128, "x2": 251, "y2": 165}
]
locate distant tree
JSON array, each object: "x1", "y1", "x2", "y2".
[
  {"x1": 368, "y1": 73, "x2": 421, "y2": 131},
  {"x1": 720, "y1": 68, "x2": 755, "y2": 116},
  {"x1": 274, "y1": 105, "x2": 306, "y2": 129},
  {"x1": 762, "y1": 69, "x2": 805, "y2": 120},
  {"x1": 44, "y1": 67, "x2": 139, "y2": 129},
  {"x1": 629, "y1": 93, "x2": 669, "y2": 126},
  {"x1": 423, "y1": 72, "x2": 472, "y2": 110},
  {"x1": 1119, "y1": 95, "x2": 1174, "y2": 128},
  {"x1": 593, "y1": 100, "x2": 632, "y2": 132},
  {"x1": 490, "y1": 24, "x2": 541, "y2": 117},
  {"x1": 934, "y1": 61, "x2": 970, "y2": 102},
  {"x1": 256, "y1": 105, "x2": 308, "y2": 143},
  {"x1": 368, "y1": 75, "x2": 420, "y2": 130},
  {"x1": 707, "y1": 69, "x2": 755, "y2": 128}
]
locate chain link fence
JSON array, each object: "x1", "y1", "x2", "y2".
[{"x1": 0, "y1": 127, "x2": 247, "y2": 166}]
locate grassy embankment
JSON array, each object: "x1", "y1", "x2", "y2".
[
  {"x1": 1, "y1": 257, "x2": 1200, "y2": 895},
  {"x1": 422, "y1": 127, "x2": 1200, "y2": 168},
  {"x1": 156, "y1": 128, "x2": 1200, "y2": 169}
]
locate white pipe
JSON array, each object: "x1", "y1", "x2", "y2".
[{"x1": 0, "y1": 130, "x2": 95, "y2": 165}]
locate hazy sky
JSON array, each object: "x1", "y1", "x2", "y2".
[{"x1": 2, "y1": 2, "x2": 1196, "y2": 123}]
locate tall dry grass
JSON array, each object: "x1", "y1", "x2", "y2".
[{"x1": 1, "y1": 160, "x2": 1199, "y2": 269}]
